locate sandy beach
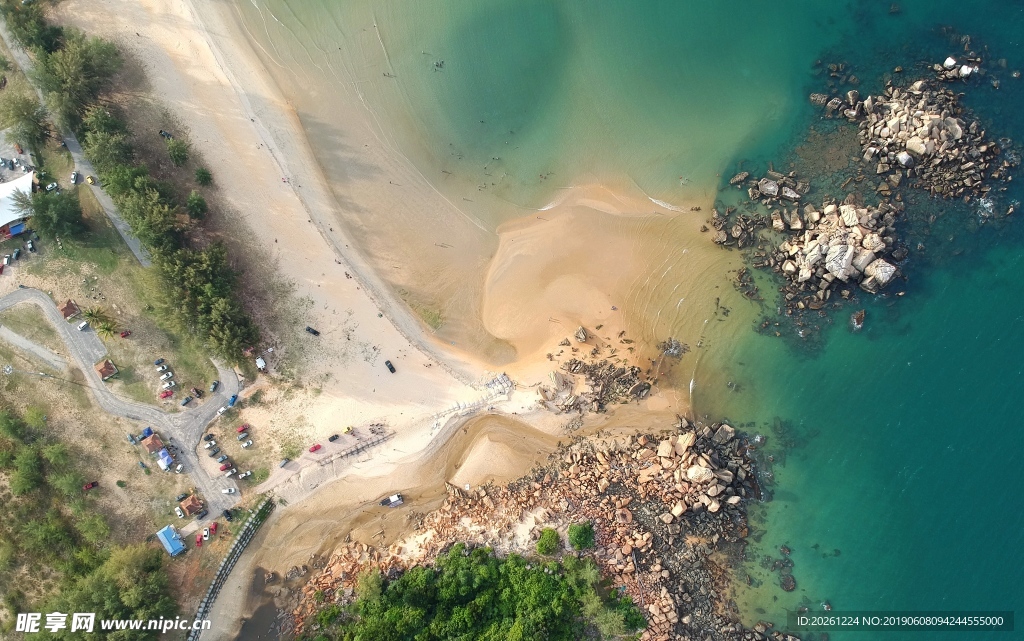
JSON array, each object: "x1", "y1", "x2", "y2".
[{"x1": 51, "y1": 0, "x2": 750, "y2": 636}]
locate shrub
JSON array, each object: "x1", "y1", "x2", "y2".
[
  {"x1": 186, "y1": 191, "x2": 207, "y2": 219},
  {"x1": 536, "y1": 528, "x2": 560, "y2": 555},
  {"x1": 194, "y1": 166, "x2": 212, "y2": 186},
  {"x1": 568, "y1": 521, "x2": 595, "y2": 550},
  {"x1": 166, "y1": 138, "x2": 189, "y2": 166}
]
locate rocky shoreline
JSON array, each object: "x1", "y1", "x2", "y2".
[
  {"x1": 290, "y1": 420, "x2": 803, "y2": 641},
  {"x1": 712, "y1": 54, "x2": 1018, "y2": 325}
]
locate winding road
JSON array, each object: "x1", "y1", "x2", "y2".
[{"x1": 0, "y1": 287, "x2": 240, "y2": 522}]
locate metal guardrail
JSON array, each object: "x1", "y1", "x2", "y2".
[{"x1": 189, "y1": 498, "x2": 275, "y2": 641}]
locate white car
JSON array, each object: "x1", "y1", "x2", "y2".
[
  {"x1": 217, "y1": 406, "x2": 228, "y2": 415},
  {"x1": 156, "y1": 364, "x2": 168, "y2": 372},
  {"x1": 238, "y1": 470, "x2": 252, "y2": 479},
  {"x1": 221, "y1": 488, "x2": 236, "y2": 494},
  {"x1": 175, "y1": 507, "x2": 184, "y2": 518},
  {"x1": 77, "y1": 321, "x2": 89, "y2": 331},
  {"x1": 162, "y1": 381, "x2": 176, "y2": 389},
  {"x1": 204, "y1": 440, "x2": 216, "y2": 449},
  {"x1": 45, "y1": 182, "x2": 57, "y2": 191},
  {"x1": 70, "y1": 171, "x2": 79, "y2": 184},
  {"x1": 174, "y1": 463, "x2": 184, "y2": 474},
  {"x1": 241, "y1": 439, "x2": 253, "y2": 448},
  {"x1": 202, "y1": 527, "x2": 209, "y2": 540},
  {"x1": 225, "y1": 468, "x2": 237, "y2": 477},
  {"x1": 159, "y1": 372, "x2": 173, "y2": 381}
]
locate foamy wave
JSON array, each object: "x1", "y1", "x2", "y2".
[{"x1": 648, "y1": 197, "x2": 685, "y2": 212}]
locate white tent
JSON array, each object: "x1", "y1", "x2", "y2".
[{"x1": 0, "y1": 171, "x2": 35, "y2": 232}]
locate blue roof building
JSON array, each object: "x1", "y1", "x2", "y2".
[{"x1": 156, "y1": 525, "x2": 186, "y2": 557}]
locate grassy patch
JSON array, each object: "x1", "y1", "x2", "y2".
[
  {"x1": 250, "y1": 467, "x2": 269, "y2": 484},
  {"x1": 0, "y1": 304, "x2": 62, "y2": 353}
]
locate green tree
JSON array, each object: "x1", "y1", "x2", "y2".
[
  {"x1": 194, "y1": 166, "x2": 212, "y2": 186},
  {"x1": 0, "y1": 0, "x2": 63, "y2": 51},
  {"x1": 186, "y1": 190, "x2": 207, "y2": 219},
  {"x1": 75, "y1": 514, "x2": 110, "y2": 546},
  {"x1": 42, "y1": 442, "x2": 70, "y2": 468},
  {"x1": 23, "y1": 406, "x2": 47, "y2": 430},
  {"x1": 13, "y1": 189, "x2": 85, "y2": 239},
  {"x1": 568, "y1": 522, "x2": 595, "y2": 550},
  {"x1": 34, "y1": 29, "x2": 121, "y2": 129},
  {"x1": 536, "y1": 528, "x2": 560, "y2": 555},
  {"x1": 94, "y1": 320, "x2": 117, "y2": 339},
  {"x1": 166, "y1": 138, "x2": 189, "y2": 166},
  {"x1": 0, "y1": 411, "x2": 25, "y2": 441},
  {"x1": 82, "y1": 307, "x2": 112, "y2": 325},
  {"x1": 51, "y1": 471, "x2": 87, "y2": 497},
  {"x1": 11, "y1": 446, "x2": 43, "y2": 495},
  {"x1": 82, "y1": 129, "x2": 133, "y2": 173},
  {"x1": 0, "y1": 90, "x2": 48, "y2": 149}
]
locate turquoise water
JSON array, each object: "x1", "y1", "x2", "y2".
[{"x1": 232, "y1": 0, "x2": 1024, "y2": 637}]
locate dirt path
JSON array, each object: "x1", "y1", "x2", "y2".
[{"x1": 0, "y1": 287, "x2": 241, "y2": 520}]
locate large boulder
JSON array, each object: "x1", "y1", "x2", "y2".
[
  {"x1": 864, "y1": 258, "x2": 897, "y2": 287},
  {"x1": 839, "y1": 204, "x2": 860, "y2": 227},
  {"x1": 851, "y1": 249, "x2": 876, "y2": 273},
  {"x1": 686, "y1": 466, "x2": 714, "y2": 483},
  {"x1": 896, "y1": 151, "x2": 914, "y2": 167},
  {"x1": 862, "y1": 233, "x2": 886, "y2": 252},
  {"x1": 758, "y1": 178, "x2": 780, "y2": 197},
  {"x1": 712, "y1": 423, "x2": 735, "y2": 444},
  {"x1": 825, "y1": 244, "x2": 855, "y2": 279},
  {"x1": 906, "y1": 136, "x2": 928, "y2": 157}
]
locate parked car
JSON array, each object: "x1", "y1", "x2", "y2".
[
  {"x1": 156, "y1": 364, "x2": 168, "y2": 371},
  {"x1": 176, "y1": 492, "x2": 189, "y2": 502},
  {"x1": 127, "y1": 433, "x2": 137, "y2": 444},
  {"x1": 225, "y1": 468, "x2": 236, "y2": 477},
  {"x1": 82, "y1": 481, "x2": 98, "y2": 491},
  {"x1": 12, "y1": 248, "x2": 20, "y2": 260},
  {"x1": 238, "y1": 470, "x2": 252, "y2": 479},
  {"x1": 70, "y1": 171, "x2": 79, "y2": 184},
  {"x1": 77, "y1": 321, "x2": 88, "y2": 331},
  {"x1": 203, "y1": 433, "x2": 215, "y2": 442},
  {"x1": 159, "y1": 390, "x2": 173, "y2": 399},
  {"x1": 309, "y1": 444, "x2": 321, "y2": 453},
  {"x1": 175, "y1": 507, "x2": 184, "y2": 518},
  {"x1": 119, "y1": 330, "x2": 131, "y2": 338},
  {"x1": 26, "y1": 239, "x2": 35, "y2": 252},
  {"x1": 241, "y1": 439, "x2": 253, "y2": 449},
  {"x1": 379, "y1": 493, "x2": 404, "y2": 508},
  {"x1": 237, "y1": 432, "x2": 248, "y2": 441},
  {"x1": 236, "y1": 423, "x2": 249, "y2": 433},
  {"x1": 162, "y1": 381, "x2": 176, "y2": 389},
  {"x1": 217, "y1": 455, "x2": 229, "y2": 464},
  {"x1": 160, "y1": 372, "x2": 173, "y2": 381},
  {"x1": 195, "y1": 508, "x2": 208, "y2": 520},
  {"x1": 210, "y1": 380, "x2": 219, "y2": 392},
  {"x1": 154, "y1": 358, "x2": 165, "y2": 366},
  {"x1": 181, "y1": 396, "x2": 194, "y2": 406},
  {"x1": 195, "y1": 533, "x2": 202, "y2": 547},
  {"x1": 328, "y1": 434, "x2": 339, "y2": 442},
  {"x1": 204, "y1": 440, "x2": 216, "y2": 449},
  {"x1": 222, "y1": 488, "x2": 236, "y2": 494},
  {"x1": 2, "y1": 255, "x2": 10, "y2": 266},
  {"x1": 385, "y1": 360, "x2": 396, "y2": 373},
  {"x1": 202, "y1": 528, "x2": 209, "y2": 540},
  {"x1": 190, "y1": 387, "x2": 203, "y2": 398},
  {"x1": 138, "y1": 461, "x2": 146, "y2": 469},
  {"x1": 217, "y1": 406, "x2": 228, "y2": 415},
  {"x1": 210, "y1": 522, "x2": 218, "y2": 535},
  {"x1": 219, "y1": 463, "x2": 231, "y2": 471},
  {"x1": 279, "y1": 458, "x2": 289, "y2": 468},
  {"x1": 175, "y1": 463, "x2": 184, "y2": 474},
  {"x1": 86, "y1": 175, "x2": 96, "y2": 185},
  {"x1": 208, "y1": 446, "x2": 220, "y2": 457},
  {"x1": 45, "y1": 182, "x2": 57, "y2": 191},
  {"x1": 227, "y1": 395, "x2": 238, "y2": 407},
  {"x1": 223, "y1": 509, "x2": 234, "y2": 521},
  {"x1": 305, "y1": 326, "x2": 320, "y2": 336}
]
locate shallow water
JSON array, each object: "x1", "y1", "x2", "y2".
[{"x1": 232, "y1": 0, "x2": 1024, "y2": 637}]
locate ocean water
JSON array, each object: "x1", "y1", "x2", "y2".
[{"x1": 230, "y1": 0, "x2": 1024, "y2": 637}]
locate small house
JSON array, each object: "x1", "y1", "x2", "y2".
[
  {"x1": 140, "y1": 434, "x2": 164, "y2": 455},
  {"x1": 60, "y1": 299, "x2": 81, "y2": 320},
  {"x1": 95, "y1": 359, "x2": 118, "y2": 381},
  {"x1": 179, "y1": 495, "x2": 203, "y2": 517},
  {"x1": 156, "y1": 525, "x2": 185, "y2": 557}
]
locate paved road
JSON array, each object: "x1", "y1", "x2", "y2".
[
  {"x1": 0, "y1": 287, "x2": 240, "y2": 522},
  {"x1": 0, "y1": 325, "x2": 65, "y2": 369},
  {"x1": 0, "y1": 20, "x2": 151, "y2": 266}
]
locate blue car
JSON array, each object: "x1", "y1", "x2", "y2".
[
  {"x1": 181, "y1": 396, "x2": 194, "y2": 406},
  {"x1": 228, "y1": 395, "x2": 238, "y2": 408},
  {"x1": 154, "y1": 358, "x2": 165, "y2": 366},
  {"x1": 210, "y1": 380, "x2": 219, "y2": 393}
]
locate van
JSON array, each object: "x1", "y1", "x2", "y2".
[{"x1": 77, "y1": 321, "x2": 89, "y2": 331}]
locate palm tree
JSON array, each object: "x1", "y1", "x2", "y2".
[
  {"x1": 94, "y1": 321, "x2": 117, "y2": 339},
  {"x1": 82, "y1": 307, "x2": 112, "y2": 325}
]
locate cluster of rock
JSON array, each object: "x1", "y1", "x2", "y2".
[
  {"x1": 771, "y1": 197, "x2": 906, "y2": 300},
  {"x1": 814, "y1": 75, "x2": 1013, "y2": 199},
  {"x1": 291, "y1": 420, "x2": 801, "y2": 641}
]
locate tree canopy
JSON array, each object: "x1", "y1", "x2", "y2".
[
  {"x1": 305, "y1": 544, "x2": 645, "y2": 641},
  {"x1": 14, "y1": 189, "x2": 86, "y2": 239},
  {"x1": 33, "y1": 29, "x2": 121, "y2": 129}
]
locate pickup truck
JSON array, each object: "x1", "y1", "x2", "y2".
[{"x1": 379, "y1": 494, "x2": 404, "y2": 508}]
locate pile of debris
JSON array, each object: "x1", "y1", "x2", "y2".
[{"x1": 292, "y1": 420, "x2": 801, "y2": 641}]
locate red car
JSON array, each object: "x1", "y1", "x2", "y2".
[
  {"x1": 210, "y1": 522, "x2": 218, "y2": 535},
  {"x1": 120, "y1": 330, "x2": 131, "y2": 338},
  {"x1": 82, "y1": 481, "x2": 98, "y2": 491},
  {"x1": 159, "y1": 390, "x2": 173, "y2": 399},
  {"x1": 195, "y1": 533, "x2": 202, "y2": 547},
  {"x1": 236, "y1": 423, "x2": 249, "y2": 433},
  {"x1": 219, "y1": 463, "x2": 231, "y2": 471},
  {"x1": 309, "y1": 444, "x2": 321, "y2": 453}
]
